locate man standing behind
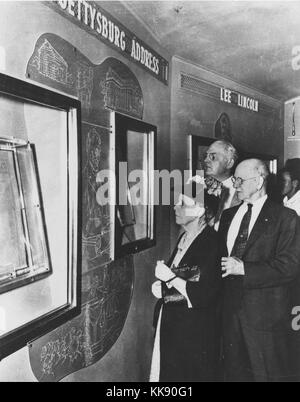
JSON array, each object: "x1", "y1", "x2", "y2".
[
  {"x1": 204, "y1": 140, "x2": 240, "y2": 229},
  {"x1": 219, "y1": 159, "x2": 300, "y2": 382},
  {"x1": 279, "y1": 159, "x2": 300, "y2": 216}
]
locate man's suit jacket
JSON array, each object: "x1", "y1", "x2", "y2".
[
  {"x1": 214, "y1": 185, "x2": 240, "y2": 229},
  {"x1": 219, "y1": 198, "x2": 300, "y2": 381},
  {"x1": 219, "y1": 198, "x2": 300, "y2": 330}
]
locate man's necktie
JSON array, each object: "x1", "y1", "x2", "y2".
[
  {"x1": 228, "y1": 203, "x2": 253, "y2": 312},
  {"x1": 231, "y1": 203, "x2": 253, "y2": 259}
]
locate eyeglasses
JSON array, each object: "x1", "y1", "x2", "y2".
[
  {"x1": 205, "y1": 152, "x2": 217, "y2": 162},
  {"x1": 231, "y1": 175, "x2": 261, "y2": 187}
]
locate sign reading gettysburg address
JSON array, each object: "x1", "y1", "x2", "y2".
[{"x1": 44, "y1": 0, "x2": 169, "y2": 85}]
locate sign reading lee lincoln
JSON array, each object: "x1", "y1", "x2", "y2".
[
  {"x1": 44, "y1": 1, "x2": 169, "y2": 85},
  {"x1": 220, "y1": 87, "x2": 259, "y2": 113}
]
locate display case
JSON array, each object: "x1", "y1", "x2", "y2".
[
  {"x1": 0, "y1": 73, "x2": 81, "y2": 360},
  {"x1": 111, "y1": 112, "x2": 156, "y2": 259}
]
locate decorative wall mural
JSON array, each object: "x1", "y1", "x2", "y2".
[
  {"x1": 30, "y1": 39, "x2": 73, "y2": 87},
  {"x1": 29, "y1": 257, "x2": 133, "y2": 382},
  {"x1": 101, "y1": 67, "x2": 143, "y2": 118},
  {"x1": 28, "y1": 34, "x2": 144, "y2": 126},
  {"x1": 26, "y1": 33, "x2": 144, "y2": 381},
  {"x1": 27, "y1": 34, "x2": 94, "y2": 113},
  {"x1": 82, "y1": 123, "x2": 111, "y2": 270},
  {"x1": 91, "y1": 58, "x2": 144, "y2": 127},
  {"x1": 76, "y1": 62, "x2": 93, "y2": 111}
]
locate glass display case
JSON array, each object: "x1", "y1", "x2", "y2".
[
  {"x1": 0, "y1": 73, "x2": 81, "y2": 360},
  {"x1": 111, "y1": 112, "x2": 156, "y2": 259}
]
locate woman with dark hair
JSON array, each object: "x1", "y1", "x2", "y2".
[{"x1": 150, "y1": 183, "x2": 223, "y2": 382}]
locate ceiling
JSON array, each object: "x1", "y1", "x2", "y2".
[{"x1": 108, "y1": 1, "x2": 300, "y2": 101}]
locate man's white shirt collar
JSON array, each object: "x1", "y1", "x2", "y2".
[
  {"x1": 283, "y1": 190, "x2": 300, "y2": 216},
  {"x1": 243, "y1": 193, "x2": 268, "y2": 210},
  {"x1": 284, "y1": 190, "x2": 300, "y2": 207},
  {"x1": 222, "y1": 176, "x2": 234, "y2": 190}
]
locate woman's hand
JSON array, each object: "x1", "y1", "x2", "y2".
[
  {"x1": 151, "y1": 281, "x2": 162, "y2": 298},
  {"x1": 155, "y1": 260, "x2": 175, "y2": 282}
]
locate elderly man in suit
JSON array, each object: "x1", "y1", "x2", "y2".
[
  {"x1": 219, "y1": 158, "x2": 300, "y2": 382},
  {"x1": 204, "y1": 140, "x2": 240, "y2": 229}
]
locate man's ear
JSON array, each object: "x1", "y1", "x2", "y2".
[
  {"x1": 292, "y1": 179, "x2": 299, "y2": 191},
  {"x1": 227, "y1": 158, "x2": 234, "y2": 170},
  {"x1": 257, "y1": 176, "x2": 264, "y2": 190}
]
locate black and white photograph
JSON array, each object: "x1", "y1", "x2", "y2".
[{"x1": 1, "y1": 0, "x2": 300, "y2": 386}]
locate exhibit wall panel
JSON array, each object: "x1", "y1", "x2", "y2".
[
  {"x1": 0, "y1": 1, "x2": 171, "y2": 382},
  {"x1": 284, "y1": 98, "x2": 300, "y2": 161}
]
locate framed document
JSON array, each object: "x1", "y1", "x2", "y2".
[
  {"x1": 0, "y1": 141, "x2": 51, "y2": 294},
  {"x1": 0, "y1": 73, "x2": 81, "y2": 360}
]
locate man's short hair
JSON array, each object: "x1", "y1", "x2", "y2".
[
  {"x1": 238, "y1": 158, "x2": 269, "y2": 186},
  {"x1": 285, "y1": 158, "x2": 300, "y2": 183},
  {"x1": 214, "y1": 140, "x2": 238, "y2": 164},
  {"x1": 256, "y1": 159, "x2": 270, "y2": 179}
]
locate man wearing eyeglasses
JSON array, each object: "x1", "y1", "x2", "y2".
[
  {"x1": 204, "y1": 140, "x2": 240, "y2": 229},
  {"x1": 219, "y1": 158, "x2": 300, "y2": 382}
]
